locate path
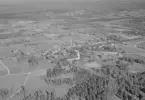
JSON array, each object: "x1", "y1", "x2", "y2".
[
  {"x1": 0, "y1": 60, "x2": 10, "y2": 75},
  {"x1": 1, "y1": 38, "x2": 144, "y2": 100},
  {"x1": 0, "y1": 60, "x2": 48, "y2": 100},
  {"x1": 7, "y1": 73, "x2": 30, "y2": 100}
]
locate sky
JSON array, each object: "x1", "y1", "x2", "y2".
[
  {"x1": 0, "y1": 0, "x2": 144, "y2": 5},
  {"x1": 0, "y1": 0, "x2": 140, "y2": 4},
  {"x1": 0, "y1": 0, "x2": 95, "y2": 4},
  {"x1": 0, "y1": 0, "x2": 145, "y2": 13}
]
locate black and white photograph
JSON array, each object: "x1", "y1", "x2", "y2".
[{"x1": 0, "y1": 0, "x2": 145, "y2": 100}]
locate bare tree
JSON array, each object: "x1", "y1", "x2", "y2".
[{"x1": 20, "y1": 85, "x2": 26, "y2": 98}]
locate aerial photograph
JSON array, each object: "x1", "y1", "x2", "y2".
[{"x1": 0, "y1": 0, "x2": 145, "y2": 100}]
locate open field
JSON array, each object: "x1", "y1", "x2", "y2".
[
  {"x1": 128, "y1": 63, "x2": 145, "y2": 73},
  {"x1": 116, "y1": 43, "x2": 145, "y2": 53},
  {"x1": 136, "y1": 41, "x2": 145, "y2": 50}
]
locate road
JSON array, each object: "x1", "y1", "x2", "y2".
[
  {"x1": 0, "y1": 60, "x2": 10, "y2": 75},
  {"x1": 0, "y1": 60, "x2": 48, "y2": 100},
  {"x1": 0, "y1": 38, "x2": 145, "y2": 100}
]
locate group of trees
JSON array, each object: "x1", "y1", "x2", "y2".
[
  {"x1": 102, "y1": 45, "x2": 117, "y2": 52},
  {"x1": 65, "y1": 49, "x2": 78, "y2": 59},
  {"x1": 122, "y1": 17, "x2": 145, "y2": 37},
  {"x1": 11, "y1": 49, "x2": 39, "y2": 66},
  {"x1": 44, "y1": 77, "x2": 75, "y2": 86},
  {"x1": 40, "y1": 53, "x2": 145, "y2": 100},
  {"x1": 19, "y1": 89, "x2": 56, "y2": 100},
  {"x1": 108, "y1": 61, "x2": 145, "y2": 100},
  {"x1": 84, "y1": 42, "x2": 118, "y2": 52},
  {"x1": 28, "y1": 56, "x2": 39, "y2": 66},
  {"x1": 46, "y1": 66, "x2": 64, "y2": 79},
  {"x1": 64, "y1": 74, "x2": 110, "y2": 100},
  {"x1": 119, "y1": 56, "x2": 145, "y2": 65},
  {"x1": 107, "y1": 35, "x2": 123, "y2": 42},
  {"x1": 45, "y1": 50, "x2": 84, "y2": 79},
  {"x1": 60, "y1": 59, "x2": 145, "y2": 100},
  {"x1": 4, "y1": 34, "x2": 145, "y2": 100},
  {"x1": 2, "y1": 54, "x2": 145, "y2": 100},
  {"x1": 123, "y1": 28, "x2": 145, "y2": 36},
  {"x1": 136, "y1": 43, "x2": 145, "y2": 50},
  {"x1": 114, "y1": 72, "x2": 145, "y2": 100},
  {"x1": 0, "y1": 88, "x2": 9, "y2": 100}
]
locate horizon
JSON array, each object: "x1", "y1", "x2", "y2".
[{"x1": 0, "y1": 0, "x2": 145, "y2": 14}]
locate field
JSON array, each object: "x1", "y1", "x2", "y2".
[{"x1": 136, "y1": 41, "x2": 145, "y2": 50}]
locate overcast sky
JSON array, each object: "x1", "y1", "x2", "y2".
[
  {"x1": 0, "y1": 0, "x2": 145, "y2": 14},
  {"x1": 0, "y1": 0, "x2": 95, "y2": 4},
  {"x1": 0, "y1": 0, "x2": 140, "y2": 4},
  {"x1": 0, "y1": 0, "x2": 144, "y2": 5}
]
